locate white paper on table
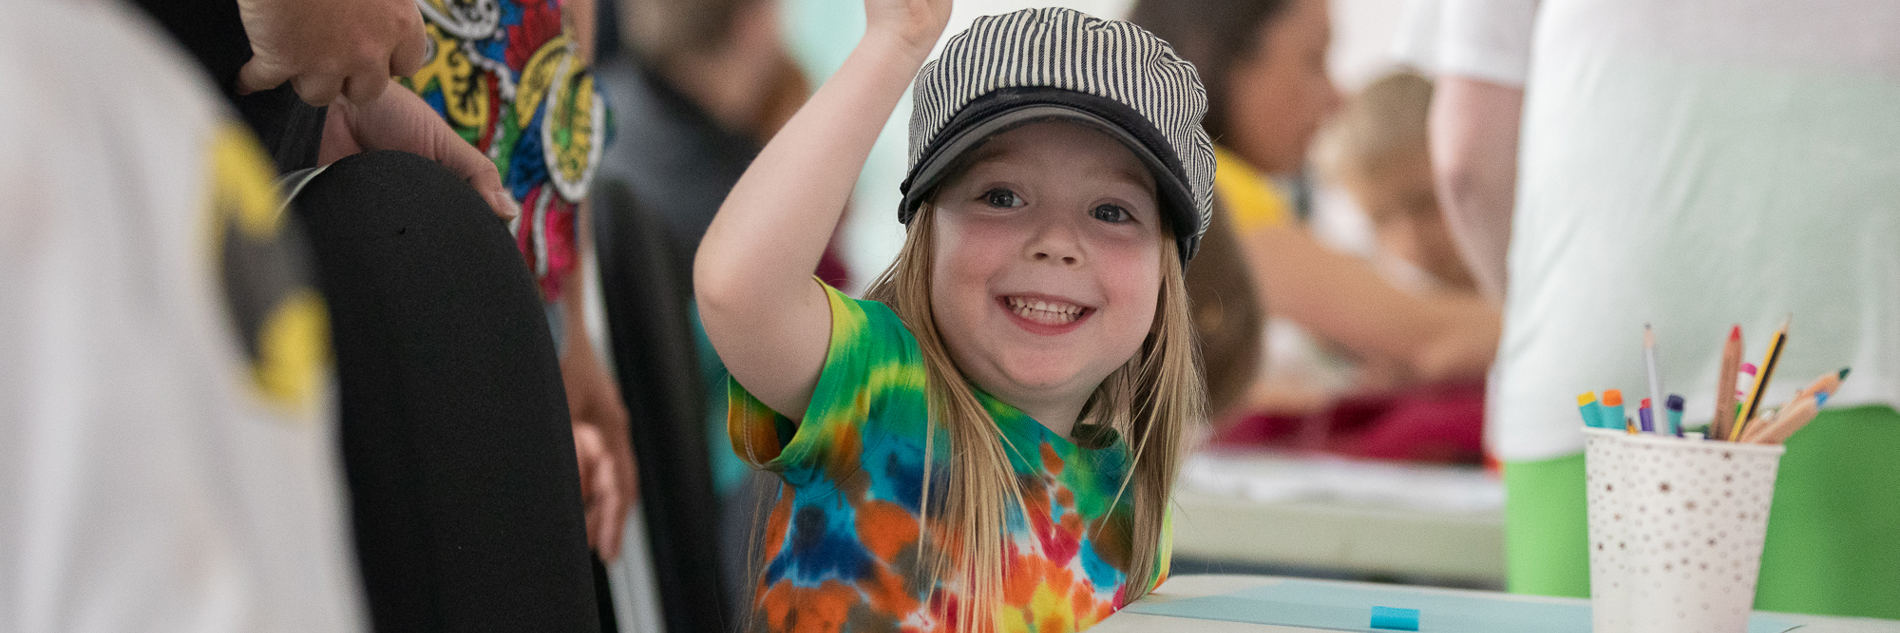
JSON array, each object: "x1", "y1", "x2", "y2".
[{"x1": 1180, "y1": 452, "x2": 1506, "y2": 513}]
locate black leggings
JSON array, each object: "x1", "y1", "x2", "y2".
[{"x1": 292, "y1": 151, "x2": 599, "y2": 632}]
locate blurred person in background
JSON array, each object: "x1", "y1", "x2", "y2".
[
  {"x1": 1131, "y1": 0, "x2": 1499, "y2": 460},
  {"x1": 394, "y1": 0, "x2": 635, "y2": 566},
  {"x1": 2, "y1": 0, "x2": 360, "y2": 628},
  {"x1": 1412, "y1": 0, "x2": 1900, "y2": 615},
  {"x1": 1283, "y1": 69, "x2": 1488, "y2": 462},
  {"x1": 130, "y1": 0, "x2": 610, "y2": 628},
  {"x1": 592, "y1": 0, "x2": 830, "y2": 621},
  {"x1": 1316, "y1": 71, "x2": 1478, "y2": 300}
]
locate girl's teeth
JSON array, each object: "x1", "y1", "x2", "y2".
[{"x1": 1007, "y1": 297, "x2": 1082, "y2": 324}]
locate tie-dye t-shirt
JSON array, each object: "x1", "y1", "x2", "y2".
[{"x1": 728, "y1": 284, "x2": 1170, "y2": 633}]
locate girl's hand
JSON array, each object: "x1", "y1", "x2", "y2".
[{"x1": 864, "y1": 0, "x2": 953, "y2": 55}]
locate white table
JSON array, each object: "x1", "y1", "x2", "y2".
[
  {"x1": 1172, "y1": 451, "x2": 1506, "y2": 583},
  {"x1": 1095, "y1": 575, "x2": 1900, "y2": 632}
]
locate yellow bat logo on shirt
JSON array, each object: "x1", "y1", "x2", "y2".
[{"x1": 206, "y1": 123, "x2": 330, "y2": 413}]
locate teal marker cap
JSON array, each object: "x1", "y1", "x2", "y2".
[
  {"x1": 1371, "y1": 606, "x2": 1421, "y2": 631},
  {"x1": 1601, "y1": 390, "x2": 1627, "y2": 430},
  {"x1": 1578, "y1": 393, "x2": 1605, "y2": 429}
]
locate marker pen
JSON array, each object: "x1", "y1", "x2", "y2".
[
  {"x1": 1578, "y1": 392, "x2": 1605, "y2": 429},
  {"x1": 1602, "y1": 390, "x2": 1626, "y2": 432}
]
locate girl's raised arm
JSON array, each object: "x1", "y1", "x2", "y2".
[{"x1": 694, "y1": 0, "x2": 951, "y2": 420}]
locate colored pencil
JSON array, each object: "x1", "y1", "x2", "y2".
[
  {"x1": 1732, "y1": 316, "x2": 1791, "y2": 441},
  {"x1": 1794, "y1": 368, "x2": 1847, "y2": 402},
  {"x1": 1744, "y1": 394, "x2": 1820, "y2": 445},
  {"x1": 1643, "y1": 325, "x2": 1664, "y2": 434},
  {"x1": 1711, "y1": 325, "x2": 1743, "y2": 442}
]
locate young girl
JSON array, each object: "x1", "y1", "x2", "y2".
[{"x1": 695, "y1": 3, "x2": 1213, "y2": 632}]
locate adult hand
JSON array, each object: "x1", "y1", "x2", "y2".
[
  {"x1": 563, "y1": 337, "x2": 636, "y2": 561},
  {"x1": 319, "y1": 81, "x2": 520, "y2": 219},
  {"x1": 236, "y1": 0, "x2": 428, "y2": 106},
  {"x1": 863, "y1": 0, "x2": 953, "y2": 55}
]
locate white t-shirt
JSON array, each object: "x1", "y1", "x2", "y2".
[
  {"x1": 1390, "y1": 0, "x2": 1539, "y2": 87},
  {"x1": 0, "y1": 1, "x2": 364, "y2": 630},
  {"x1": 1491, "y1": 0, "x2": 1900, "y2": 461}
]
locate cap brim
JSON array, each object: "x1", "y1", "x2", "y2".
[{"x1": 900, "y1": 101, "x2": 1198, "y2": 257}]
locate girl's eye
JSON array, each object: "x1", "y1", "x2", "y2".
[
  {"x1": 1091, "y1": 203, "x2": 1131, "y2": 223},
  {"x1": 982, "y1": 188, "x2": 1024, "y2": 208}
]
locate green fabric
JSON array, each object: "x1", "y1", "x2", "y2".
[
  {"x1": 1755, "y1": 405, "x2": 1900, "y2": 618},
  {"x1": 1501, "y1": 452, "x2": 1591, "y2": 598},
  {"x1": 1501, "y1": 405, "x2": 1900, "y2": 618}
]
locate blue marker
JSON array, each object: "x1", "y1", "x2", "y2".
[
  {"x1": 1639, "y1": 398, "x2": 1655, "y2": 433},
  {"x1": 1602, "y1": 390, "x2": 1627, "y2": 430},
  {"x1": 1665, "y1": 394, "x2": 1685, "y2": 437},
  {"x1": 1578, "y1": 392, "x2": 1605, "y2": 429}
]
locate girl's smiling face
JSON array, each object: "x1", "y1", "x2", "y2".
[{"x1": 929, "y1": 121, "x2": 1166, "y2": 429}]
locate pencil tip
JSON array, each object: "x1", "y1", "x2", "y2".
[
  {"x1": 1840, "y1": 367, "x2": 1852, "y2": 380},
  {"x1": 1729, "y1": 324, "x2": 1741, "y2": 339}
]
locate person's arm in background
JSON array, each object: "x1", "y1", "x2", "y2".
[
  {"x1": 561, "y1": 224, "x2": 634, "y2": 561},
  {"x1": 1411, "y1": 0, "x2": 1538, "y2": 303},
  {"x1": 1429, "y1": 76, "x2": 1521, "y2": 303},
  {"x1": 555, "y1": 0, "x2": 638, "y2": 562},
  {"x1": 1246, "y1": 225, "x2": 1500, "y2": 385}
]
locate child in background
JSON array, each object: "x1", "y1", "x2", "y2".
[
  {"x1": 1216, "y1": 70, "x2": 1488, "y2": 464},
  {"x1": 1133, "y1": 0, "x2": 1495, "y2": 463},
  {"x1": 1315, "y1": 70, "x2": 1476, "y2": 296},
  {"x1": 1309, "y1": 70, "x2": 1485, "y2": 462},
  {"x1": 1131, "y1": 0, "x2": 1499, "y2": 435},
  {"x1": 695, "y1": 2, "x2": 1211, "y2": 631}
]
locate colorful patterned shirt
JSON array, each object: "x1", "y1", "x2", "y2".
[
  {"x1": 403, "y1": 0, "x2": 606, "y2": 299},
  {"x1": 728, "y1": 284, "x2": 1170, "y2": 633}
]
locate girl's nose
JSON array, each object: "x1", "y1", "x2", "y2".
[{"x1": 1027, "y1": 214, "x2": 1085, "y2": 266}]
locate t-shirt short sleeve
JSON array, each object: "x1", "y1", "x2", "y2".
[
  {"x1": 1394, "y1": 0, "x2": 1539, "y2": 87},
  {"x1": 727, "y1": 283, "x2": 927, "y2": 484},
  {"x1": 1214, "y1": 146, "x2": 1293, "y2": 235}
]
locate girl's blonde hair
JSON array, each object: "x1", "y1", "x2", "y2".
[{"x1": 862, "y1": 201, "x2": 1205, "y2": 633}]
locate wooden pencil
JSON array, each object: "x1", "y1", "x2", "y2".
[
  {"x1": 1712, "y1": 325, "x2": 1743, "y2": 441},
  {"x1": 1744, "y1": 394, "x2": 1820, "y2": 445},
  {"x1": 1732, "y1": 316, "x2": 1791, "y2": 441}
]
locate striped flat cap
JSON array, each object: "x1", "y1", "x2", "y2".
[{"x1": 900, "y1": 7, "x2": 1215, "y2": 263}]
